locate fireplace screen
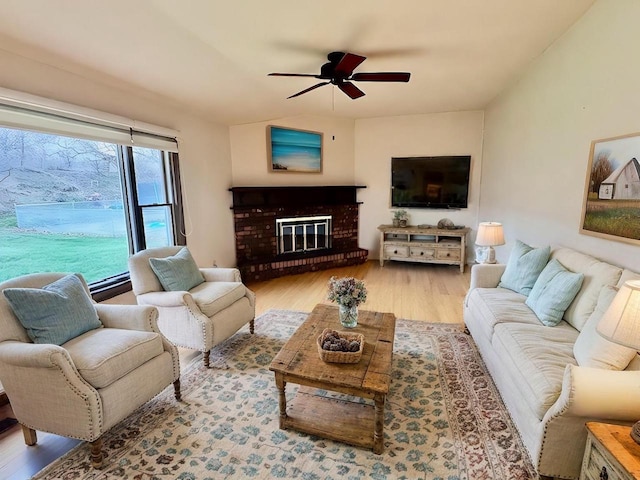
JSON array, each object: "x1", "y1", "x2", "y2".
[{"x1": 276, "y1": 215, "x2": 332, "y2": 255}]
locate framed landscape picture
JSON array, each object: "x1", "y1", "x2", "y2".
[
  {"x1": 267, "y1": 126, "x2": 322, "y2": 173},
  {"x1": 580, "y1": 132, "x2": 640, "y2": 245}
]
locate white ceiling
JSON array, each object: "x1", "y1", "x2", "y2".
[{"x1": 0, "y1": 0, "x2": 596, "y2": 126}]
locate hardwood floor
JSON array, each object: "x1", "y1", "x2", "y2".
[
  {"x1": 249, "y1": 260, "x2": 471, "y2": 324},
  {"x1": 0, "y1": 260, "x2": 470, "y2": 479}
]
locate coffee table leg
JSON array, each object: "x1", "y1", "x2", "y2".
[
  {"x1": 373, "y1": 393, "x2": 385, "y2": 454},
  {"x1": 275, "y1": 373, "x2": 287, "y2": 429}
]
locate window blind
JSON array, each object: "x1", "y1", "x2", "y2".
[{"x1": 0, "y1": 88, "x2": 179, "y2": 152}]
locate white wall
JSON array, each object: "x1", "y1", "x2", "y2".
[
  {"x1": 355, "y1": 112, "x2": 485, "y2": 259},
  {"x1": 480, "y1": 0, "x2": 640, "y2": 271},
  {"x1": 229, "y1": 115, "x2": 355, "y2": 186},
  {"x1": 0, "y1": 48, "x2": 235, "y2": 270}
]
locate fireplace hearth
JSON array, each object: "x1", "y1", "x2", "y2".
[{"x1": 231, "y1": 186, "x2": 368, "y2": 282}]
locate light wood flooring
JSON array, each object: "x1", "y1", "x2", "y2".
[{"x1": 0, "y1": 260, "x2": 470, "y2": 479}]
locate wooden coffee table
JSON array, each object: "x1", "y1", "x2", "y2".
[{"x1": 269, "y1": 303, "x2": 396, "y2": 454}]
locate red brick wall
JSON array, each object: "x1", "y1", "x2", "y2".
[{"x1": 232, "y1": 187, "x2": 368, "y2": 282}]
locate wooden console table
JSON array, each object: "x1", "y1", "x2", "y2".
[{"x1": 378, "y1": 224, "x2": 470, "y2": 273}]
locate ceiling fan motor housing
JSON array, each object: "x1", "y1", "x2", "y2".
[{"x1": 320, "y1": 62, "x2": 337, "y2": 79}]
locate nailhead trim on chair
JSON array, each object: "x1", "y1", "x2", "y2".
[
  {"x1": 155, "y1": 289, "x2": 256, "y2": 368},
  {"x1": 21, "y1": 350, "x2": 103, "y2": 442},
  {"x1": 147, "y1": 308, "x2": 180, "y2": 380}
]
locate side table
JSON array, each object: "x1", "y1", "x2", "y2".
[{"x1": 581, "y1": 422, "x2": 640, "y2": 480}]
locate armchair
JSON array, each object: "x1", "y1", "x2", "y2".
[
  {"x1": 0, "y1": 273, "x2": 181, "y2": 469},
  {"x1": 128, "y1": 246, "x2": 255, "y2": 368}
]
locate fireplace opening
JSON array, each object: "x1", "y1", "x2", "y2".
[{"x1": 276, "y1": 215, "x2": 332, "y2": 255}]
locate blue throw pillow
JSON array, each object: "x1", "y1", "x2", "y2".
[
  {"x1": 525, "y1": 259, "x2": 584, "y2": 327},
  {"x1": 149, "y1": 247, "x2": 205, "y2": 292},
  {"x1": 3, "y1": 274, "x2": 102, "y2": 345},
  {"x1": 499, "y1": 240, "x2": 550, "y2": 295}
]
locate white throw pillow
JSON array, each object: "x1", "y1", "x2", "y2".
[{"x1": 573, "y1": 286, "x2": 637, "y2": 370}]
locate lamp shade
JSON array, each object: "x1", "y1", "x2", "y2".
[
  {"x1": 597, "y1": 280, "x2": 640, "y2": 350},
  {"x1": 475, "y1": 222, "x2": 505, "y2": 247}
]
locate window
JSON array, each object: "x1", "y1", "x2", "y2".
[
  {"x1": 0, "y1": 125, "x2": 184, "y2": 298},
  {"x1": 130, "y1": 146, "x2": 176, "y2": 249}
]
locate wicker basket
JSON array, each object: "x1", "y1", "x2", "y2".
[{"x1": 317, "y1": 328, "x2": 364, "y2": 364}]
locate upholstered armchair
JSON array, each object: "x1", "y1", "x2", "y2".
[
  {"x1": 0, "y1": 273, "x2": 181, "y2": 469},
  {"x1": 128, "y1": 246, "x2": 255, "y2": 368}
]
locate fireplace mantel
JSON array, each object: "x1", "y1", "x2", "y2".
[
  {"x1": 230, "y1": 185, "x2": 368, "y2": 281},
  {"x1": 230, "y1": 185, "x2": 366, "y2": 209}
]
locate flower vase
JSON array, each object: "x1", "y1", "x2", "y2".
[{"x1": 339, "y1": 303, "x2": 358, "y2": 328}]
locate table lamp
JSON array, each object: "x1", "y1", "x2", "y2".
[
  {"x1": 475, "y1": 222, "x2": 505, "y2": 264},
  {"x1": 596, "y1": 280, "x2": 640, "y2": 443}
]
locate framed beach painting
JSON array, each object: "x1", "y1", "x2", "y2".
[
  {"x1": 580, "y1": 132, "x2": 640, "y2": 246},
  {"x1": 267, "y1": 126, "x2": 323, "y2": 173}
]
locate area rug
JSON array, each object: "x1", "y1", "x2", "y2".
[{"x1": 31, "y1": 309, "x2": 537, "y2": 480}]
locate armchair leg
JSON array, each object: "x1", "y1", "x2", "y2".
[
  {"x1": 22, "y1": 425, "x2": 37, "y2": 446},
  {"x1": 203, "y1": 350, "x2": 210, "y2": 368},
  {"x1": 174, "y1": 379, "x2": 182, "y2": 401},
  {"x1": 250, "y1": 319, "x2": 255, "y2": 334},
  {"x1": 90, "y1": 438, "x2": 104, "y2": 469}
]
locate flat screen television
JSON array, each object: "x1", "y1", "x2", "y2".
[{"x1": 391, "y1": 156, "x2": 471, "y2": 209}]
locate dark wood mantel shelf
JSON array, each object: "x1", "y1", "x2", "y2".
[{"x1": 229, "y1": 185, "x2": 366, "y2": 209}]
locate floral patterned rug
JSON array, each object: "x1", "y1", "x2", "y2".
[{"x1": 31, "y1": 309, "x2": 537, "y2": 480}]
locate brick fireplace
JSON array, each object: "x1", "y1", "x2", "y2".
[{"x1": 231, "y1": 186, "x2": 368, "y2": 282}]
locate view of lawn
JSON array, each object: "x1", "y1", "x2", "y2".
[{"x1": 0, "y1": 227, "x2": 130, "y2": 283}]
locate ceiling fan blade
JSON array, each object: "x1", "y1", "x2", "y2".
[
  {"x1": 338, "y1": 81, "x2": 365, "y2": 99},
  {"x1": 269, "y1": 73, "x2": 321, "y2": 78},
  {"x1": 334, "y1": 53, "x2": 366, "y2": 77},
  {"x1": 351, "y1": 72, "x2": 411, "y2": 82},
  {"x1": 286, "y1": 81, "x2": 331, "y2": 99}
]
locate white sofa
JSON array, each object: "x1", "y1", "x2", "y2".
[{"x1": 463, "y1": 246, "x2": 640, "y2": 480}]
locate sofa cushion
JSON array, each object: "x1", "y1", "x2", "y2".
[
  {"x1": 190, "y1": 281, "x2": 246, "y2": 317},
  {"x1": 149, "y1": 247, "x2": 205, "y2": 292},
  {"x1": 526, "y1": 259, "x2": 584, "y2": 327},
  {"x1": 465, "y1": 287, "x2": 542, "y2": 341},
  {"x1": 574, "y1": 286, "x2": 637, "y2": 370},
  {"x1": 492, "y1": 322, "x2": 578, "y2": 420},
  {"x1": 499, "y1": 240, "x2": 550, "y2": 295},
  {"x1": 64, "y1": 327, "x2": 164, "y2": 389},
  {"x1": 551, "y1": 248, "x2": 622, "y2": 330},
  {"x1": 3, "y1": 274, "x2": 102, "y2": 345}
]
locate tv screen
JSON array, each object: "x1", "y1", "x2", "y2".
[{"x1": 391, "y1": 156, "x2": 471, "y2": 209}]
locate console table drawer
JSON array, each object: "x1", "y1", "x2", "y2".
[
  {"x1": 583, "y1": 440, "x2": 626, "y2": 480},
  {"x1": 580, "y1": 423, "x2": 640, "y2": 480},
  {"x1": 410, "y1": 247, "x2": 436, "y2": 259},
  {"x1": 436, "y1": 249, "x2": 461, "y2": 261},
  {"x1": 384, "y1": 244, "x2": 409, "y2": 258}
]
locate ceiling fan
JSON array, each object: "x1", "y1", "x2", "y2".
[{"x1": 268, "y1": 51, "x2": 411, "y2": 99}]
